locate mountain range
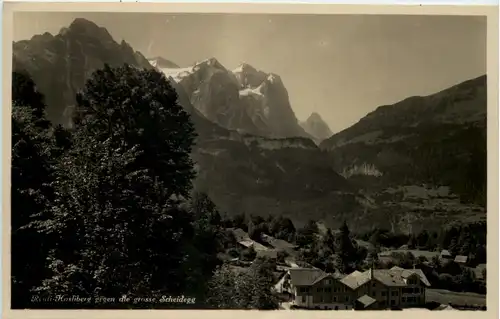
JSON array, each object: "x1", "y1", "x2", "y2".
[
  {"x1": 12, "y1": 18, "x2": 487, "y2": 232},
  {"x1": 153, "y1": 58, "x2": 312, "y2": 139}
]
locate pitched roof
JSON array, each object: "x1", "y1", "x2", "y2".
[
  {"x1": 289, "y1": 268, "x2": 325, "y2": 286},
  {"x1": 341, "y1": 268, "x2": 431, "y2": 289},
  {"x1": 231, "y1": 228, "x2": 250, "y2": 242},
  {"x1": 357, "y1": 294, "x2": 377, "y2": 308},
  {"x1": 340, "y1": 269, "x2": 372, "y2": 290},
  {"x1": 373, "y1": 268, "x2": 431, "y2": 287},
  {"x1": 251, "y1": 241, "x2": 269, "y2": 252},
  {"x1": 454, "y1": 255, "x2": 468, "y2": 263},
  {"x1": 311, "y1": 271, "x2": 344, "y2": 285},
  {"x1": 238, "y1": 240, "x2": 254, "y2": 248},
  {"x1": 261, "y1": 234, "x2": 296, "y2": 250},
  {"x1": 440, "y1": 250, "x2": 452, "y2": 256}
]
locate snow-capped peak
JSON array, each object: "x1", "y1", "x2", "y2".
[
  {"x1": 195, "y1": 57, "x2": 225, "y2": 70},
  {"x1": 233, "y1": 62, "x2": 258, "y2": 74}
]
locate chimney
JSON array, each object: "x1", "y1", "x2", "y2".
[{"x1": 369, "y1": 268, "x2": 373, "y2": 279}]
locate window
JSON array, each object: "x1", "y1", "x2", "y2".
[
  {"x1": 325, "y1": 288, "x2": 331, "y2": 293},
  {"x1": 320, "y1": 296, "x2": 324, "y2": 303},
  {"x1": 317, "y1": 288, "x2": 323, "y2": 292},
  {"x1": 402, "y1": 297, "x2": 406, "y2": 303},
  {"x1": 372, "y1": 283, "x2": 376, "y2": 288},
  {"x1": 391, "y1": 291, "x2": 398, "y2": 297},
  {"x1": 345, "y1": 296, "x2": 349, "y2": 302},
  {"x1": 302, "y1": 296, "x2": 306, "y2": 303},
  {"x1": 391, "y1": 300, "x2": 396, "y2": 306},
  {"x1": 333, "y1": 296, "x2": 337, "y2": 302},
  {"x1": 381, "y1": 291, "x2": 386, "y2": 296}
]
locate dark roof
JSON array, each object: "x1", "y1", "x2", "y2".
[
  {"x1": 440, "y1": 250, "x2": 452, "y2": 256},
  {"x1": 261, "y1": 234, "x2": 296, "y2": 250},
  {"x1": 454, "y1": 255, "x2": 468, "y2": 263},
  {"x1": 231, "y1": 228, "x2": 250, "y2": 242},
  {"x1": 374, "y1": 268, "x2": 431, "y2": 287},
  {"x1": 289, "y1": 268, "x2": 325, "y2": 286},
  {"x1": 357, "y1": 294, "x2": 377, "y2": 308},
  {"x1": 340, "y1": 270, "x2": 371, "y2": 290},
  {"x1": 340, "y1": 268, "x2": 431, "y2": 289}
]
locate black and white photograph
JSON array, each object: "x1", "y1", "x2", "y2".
[{"x1": 5, "y1": 4, "x2": 497, "y2": 313}]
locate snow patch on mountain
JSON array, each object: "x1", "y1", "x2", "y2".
[{"x1": 152, "y1": 57, "x2": 311, "y2": 139}]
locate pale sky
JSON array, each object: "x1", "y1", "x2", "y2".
[{"x1": 13, "y1": 13, "x2": 486, "y2": 133}]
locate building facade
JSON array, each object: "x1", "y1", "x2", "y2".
[{"x1": 283, "y1": 266, "x2": 430, "y2": 310}]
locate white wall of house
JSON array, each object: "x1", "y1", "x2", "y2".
[{"x1": 293, "y1": 295, "x2": 314, "y2": 308}]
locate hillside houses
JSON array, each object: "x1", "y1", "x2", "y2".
[
  {"x1": 274, "y1": 266, "x2": 431, "y2": 310},
  {"x1": 229, "y1": 228, "x2": 299, "y2": 257}
]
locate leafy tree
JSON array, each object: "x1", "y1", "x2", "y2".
[
  {"x1": 269, "y1": 216, "x2": 296, "y2": 241},
  {"x1": 207, "y1": 258, "x2": 279, "y2": 309},
  {"x1": 296, "y1": 220, "x2": 318, "y2": 248},
  {"x1": 33, "y1": 65, "x2": 205, "y2": 306},
  {"x1": 11, "y1": 71, "x2": 55, "y2": 308},
  {"x1": 187, "y1": 192, "x2": 224, "y2": 297}
]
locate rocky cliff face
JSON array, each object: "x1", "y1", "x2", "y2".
[
  {"x1": 155, "y1": 58, "x2": 312, "y2": 139},
  {"x1": 300, "y1": 112, "x2": 333, "y2": 143},
  {"x1": 13, "y1": 18, "x2": 153, "y2": 126}
]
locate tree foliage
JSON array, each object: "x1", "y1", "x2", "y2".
[
  {"x1": 24, "y1": 65, "x2": 216, "y2": 307},
  {"x1": 207, "y1": 257, "x2": 279, "y2": 309},
  {"x1": 11, "y1": 71, "x2": 55, "y2": 308}
]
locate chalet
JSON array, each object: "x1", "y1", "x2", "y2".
[
  {"x1": 288, "y1": 268, "x2": 350, "y2": 310},
  {"x1": 340, "y1": 266, "x2": 430, "y2": 310},
  {"x1": 454, "y1": 255, "x2": 468, "y2": 265},
  {"x1": 283, "y1": 266, "x2": 431, "y2": 310}
]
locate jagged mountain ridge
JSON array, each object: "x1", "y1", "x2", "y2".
[
  {"x1": 13, "y1": 18, "x2": 153, "y2": 125},
  {"x1": 300, "y1": 112, "x2": 333, "y2": 143},
  {"x1": 148, "y1": 56, "x2": 180, "y2": 69},
  {"x1": 153, "y1": 57, "x2": 313, "y2": 139},
  {"x1": 13, "y1": 18, "x2": 363, "y2": 230},
  {"x1": 13, "y1": 18, "x2": 486, "y2": 233}
]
